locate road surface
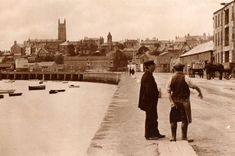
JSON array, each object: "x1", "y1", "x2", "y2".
[{"x1": 154, "y1": 73, "x2": 235, "y2": 156}]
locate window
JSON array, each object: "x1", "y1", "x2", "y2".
[
  {"x1": 215, "y1": 15, "x2": 217, "y2": 28},
  {"x1": 233, "y1": 32, "x2": 234, "y2": 42},
  {"x1": 220, "y1": 31, "x2": 223, "y2": 45},
  {"x1": 225, "y1": 9, "x2": 229, "y2": 25},
  {"x1": 221, "y1": 52, "x2": 223, "y2": 63},
  {"x1": 215, "y1": 33, "x2": 217, "y2": 46},
  {"x1": 225, "y1": 51, "x2": 230, "y2": 62},
  {"x1": 232, "y1": 6, "x2": 234, "y2": 21},
  {"x1": 225, "y1": 27, "x2": 229, "y2": 46}
]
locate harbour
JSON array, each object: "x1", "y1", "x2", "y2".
[{"x1": 0, "y1": 79, "x2": 117, "y2": 156}]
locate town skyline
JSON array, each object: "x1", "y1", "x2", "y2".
[{"x1": 0, "y1": 0, "x2": 231, "y2": 50}]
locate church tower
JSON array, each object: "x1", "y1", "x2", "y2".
[
  {"x1": 107, "y1": 32, "x2": 113, "y2": 51},
  {"x1": 58, "y1": 19, "x2": 66, "y2": 42}
]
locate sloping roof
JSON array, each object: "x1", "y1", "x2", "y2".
[
  {"x1": 0, "y1": 63, "x2": 12, "y2": 68},
  {"x1": 159, "y1": 52, "x2": 168, "y2": 56},
  {"x1": 28, "y1": 39, "x2": 61, "y2": 43},
  {"x1": 36, "y1": 47, "x2": 49, "y2": 54},
  {"x1": 60, "y1": 41, "x2": 70, "y2": 46},
  {"x1": 175, "y1": 37, "x2": 186, "y2": 42},
  {"x1": 123, "y1": 47, "x2": 138, "y2": 51},
  {"x1": 0, "y1": 57, "x2": 5, "y2": 63},
  {"x1": 180, "y1": 41, "x2": 213, "y2": 57},
  {"x1": 38, "y1": 62, "x2": 54, "y2": 67}
]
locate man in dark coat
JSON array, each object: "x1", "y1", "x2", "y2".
[
  {"x1": 138, "y1": 60, "x2": 165, "y2": 140},
  {"x1": 167, "y1": 61, "x2": 203, "y2": 142}
]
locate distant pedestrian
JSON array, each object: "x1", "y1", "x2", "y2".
[
  {"x1": 131, "y1": 68, "x2": 135, "y2": 75},
  {"x1": 166, "y1": 61, "x2": 203, "y2": 142},
  {"x1": 138, "y1": 60, "x2": 165, "y2": 140}
]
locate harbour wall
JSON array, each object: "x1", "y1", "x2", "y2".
[{"x1": 0, "y1": 71, "x2": 121, "y2": 85}]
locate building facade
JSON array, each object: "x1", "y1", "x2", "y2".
[
  {"x1": 64, "y1": 56, "x2": 113, "y2": 71},
  {"x1": 213, "y1": 1, "x2": 235, "y2": 69},
  {"x1": 180, "y1": 41, "x2": 214, "y2": 73},
  {"x1": 175, "y1": 33, "x2": 212, "y2": 49},
  {"x1": 123, "y1": 39, "x2": 139, "y2": 48},
  {"x1": 23, "y1": 19, "x2": 67, "y2": 55},
  {"x1": 11, "y1": 41, "x2": 25, "y2": 56}
]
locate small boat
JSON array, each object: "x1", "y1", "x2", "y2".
[
  {"x1": 62, "y1": 81, "x2": 69, "y2": 84},
  {"x1": 0, "y1": 89, "x2": 15, "y2": 94},
  {"x1": 9, "y1": 92, "x2": 23, "y2": 96},
  {"x1": 49, "y1": 89, "x2": 65, "y2": 94},
  {"x1": 39, "y1": 81, "x2": 44, "y2": 84},
  {"x1": 29, "y1": 85, "x2": 46, "y2": 90},
  {"x1": 69, "y1": 85, "x2": 80, "y2": 88},
  {"x1": 49, "y1": 90, "x2": 58, "y2": 94},
  {"x1": 57, "y1": 89, "x2": 65, "y2": 92},
  {"x1": 0, "y1": 95, "x2": 4, "y2": 98}
]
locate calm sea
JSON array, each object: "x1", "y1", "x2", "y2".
[{"x1": 0, "y1": 80, "x2": 117, "y2": 156}]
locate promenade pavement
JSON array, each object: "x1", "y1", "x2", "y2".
[{"x1": 87, "y1": 73, "x2": 197, "y2": 156}]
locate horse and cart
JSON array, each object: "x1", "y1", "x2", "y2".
[
  {"x1": 188, "y1": 61, "x2": 205, "y2": 78},
  {"x1": 188, "y1": 61, "x2": 235, "y2": 80}
]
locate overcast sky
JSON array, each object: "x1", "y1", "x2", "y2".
[{"x1": 0, "y1": 0, "x2": 232, "y2": 50}]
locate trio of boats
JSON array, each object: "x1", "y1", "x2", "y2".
[{"x1": 0, "y1": 81, "x2": 80, "y2": 98}]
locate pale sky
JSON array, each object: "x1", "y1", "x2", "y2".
[{"x1": 0, "y1": 0, "x2": 232, "y2": 50}]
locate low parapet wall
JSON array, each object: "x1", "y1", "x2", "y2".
[
  {"x1": 82, "y1": 72, "x2": 121, "y2": 84},
  {"x1": 0, "y1": 71, "x2": 121, "y2": 85}
]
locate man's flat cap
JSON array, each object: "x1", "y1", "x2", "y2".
[{"x1": 144, "y1": 60, "x2": 155, "y2": 66}]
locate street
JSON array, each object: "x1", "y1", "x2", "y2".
[
  {"x1": 152, "y1": 73, "x2": 235, "y2": 156},
  {"x1": 87, "y1": 72, "x2": 235, "y2": 156}
]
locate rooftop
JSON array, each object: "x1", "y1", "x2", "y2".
[{"x1": 180, "y1": 41, "x2": 213, "y2": 57}]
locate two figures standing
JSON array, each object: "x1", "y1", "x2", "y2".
[{"x1": 138, "y1": 60, "x2": 203, "y2": 141}]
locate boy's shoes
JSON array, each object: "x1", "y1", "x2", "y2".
[
  {"x1": 182, "y1": 138, "x2": 194, "y2": 142},
  {"x1": 170, "y1": 138, "x2": 176, "y2": 142}
]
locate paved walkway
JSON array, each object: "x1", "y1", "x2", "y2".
[{"x1": 86, "y1": 73, "x2": 197, "y2": 156}]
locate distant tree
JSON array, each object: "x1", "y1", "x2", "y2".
[
  {"x1": 117, "y1": 43, "x2": 125, "y2": 50},
  {"x1": 137, "y1": 46, "x2": 149, "y2": 55},
  {"x1": 68, "y1": 44, "x2": 76, "y2": 56},
  {"x1": 99, "y1": 48, "x2": 106, "y2": 55},
  {"x1": 54, "y1": 54, "x2": 64, "y2": 64},
  {"x1": 44, "y1": 55, "x2": 54, "y2": 61},
  {"x1": 154, "y1": 43, "x2": 160, "y2": 49},
  {"x1": 35, "y1": 56, "x2": 42, "y2": 62},
  {"x1": 80, "y1": 42, "x2": 89, "y2": 56},
  {"x1": 90, "y1": 43, "x2": 98, "y2": 53},
  {"x1": 149, "y1": 49, "x2": 161, "y2": 56},
  {"x1": 150, "y1": 43, "x2": 161, "y2": 56},
  {"x1": 113, "y1": 50, "x2": 128, "y2": 69}
]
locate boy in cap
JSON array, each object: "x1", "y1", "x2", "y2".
[
  {"x1": 138, "y1": 60, "x2": 165, "y2": 140},
  {"x1": 166, "y1": 61, "x2": 203, "y2": 142}
]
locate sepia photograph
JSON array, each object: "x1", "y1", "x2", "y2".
[{"x1": 0, "y1": 0, "x2": 235, "y2": 155}]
